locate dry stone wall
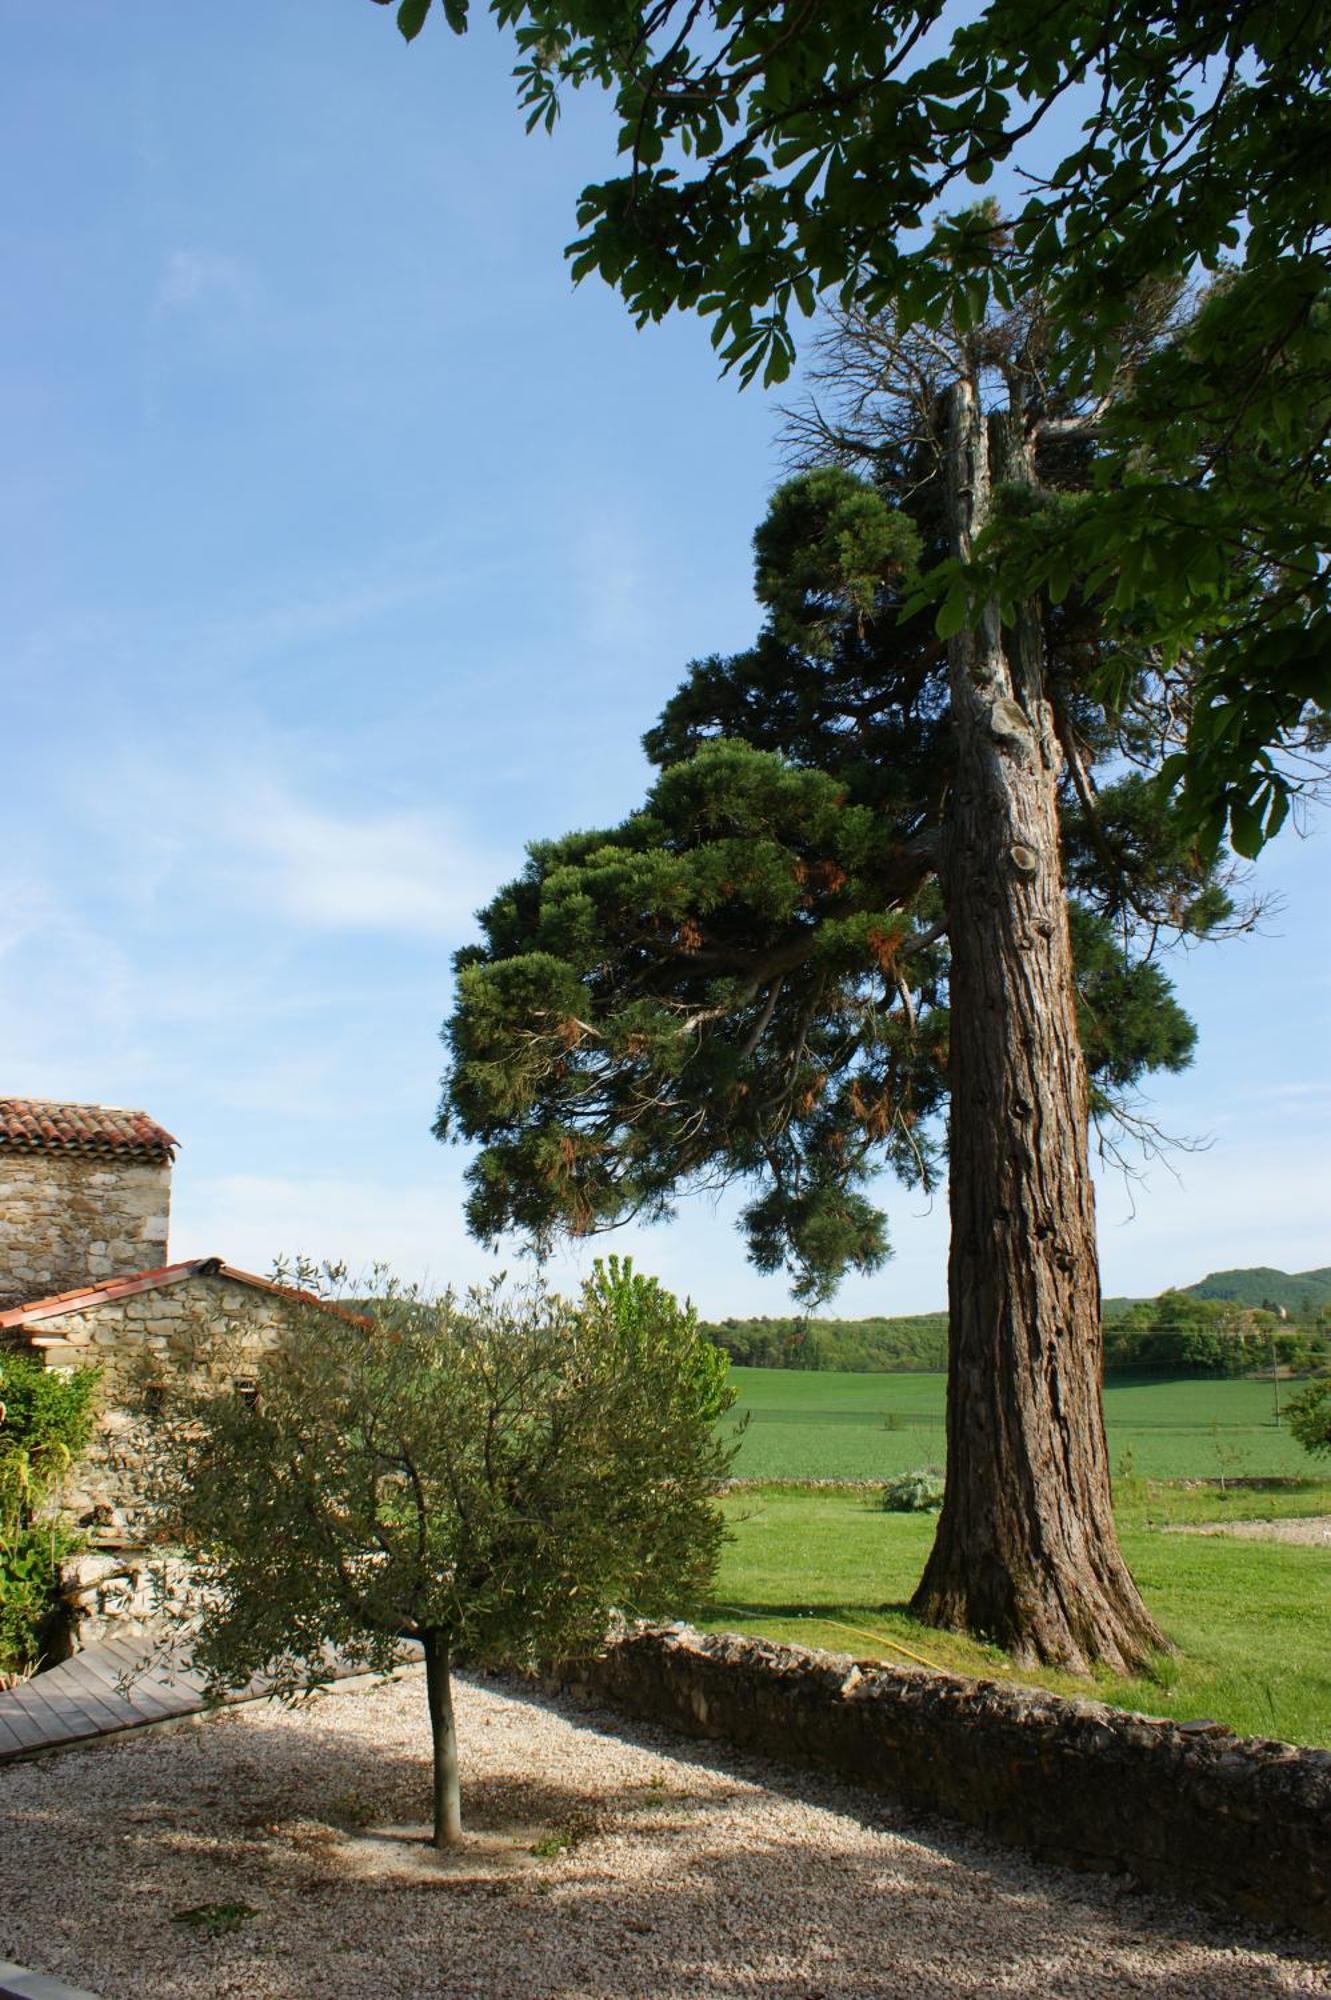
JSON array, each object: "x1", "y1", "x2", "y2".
[
  {"x1": 0, "y1": 1153, "x2": 170, "y2": 1309},
  {"x1": 556, "y1": 1624, "x2": 1331, "y2": 1942}
]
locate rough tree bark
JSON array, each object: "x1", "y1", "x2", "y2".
[
  {"x1": 910, "y1": 376, "x2": 1166, "y2": 1675},
  {"x1": 423, "y1": 1630, "x2": 464, "y2": 1847}
]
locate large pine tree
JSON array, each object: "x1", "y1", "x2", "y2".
[{"x1": 442, "y1": 295, "x2": 1244, "y2": 1672}]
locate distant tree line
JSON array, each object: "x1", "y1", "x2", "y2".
[
  {"x1": 702, "y1": 1293, "x2": 1331, "y2": 1378},
  {"x1": 699, "y1": 1313, "x2": 948, "y2": 1373},
  {"x1": 1105, "y1": 1292, "x2": 1330, "y2": 1378}
]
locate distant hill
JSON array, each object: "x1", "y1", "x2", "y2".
[
  {"x1": 1182, "y1": 1265, "x2": 1331, "y2": 1316},
  {"x1": 1104, "y1": 1266, "x2": 1331, "y2": 1320}
]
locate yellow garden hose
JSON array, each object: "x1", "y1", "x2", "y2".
[{"x1": 712, "y1": 1603, "x2": 944, "y2": 1674}]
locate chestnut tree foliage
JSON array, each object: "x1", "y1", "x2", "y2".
[{"x1": 374, "y1": 0, "x2": 1331, "y2": 851}]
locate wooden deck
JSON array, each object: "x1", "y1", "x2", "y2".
[{"x1": 0, "y1": 1636, "x2": 405, "y2": 1763}]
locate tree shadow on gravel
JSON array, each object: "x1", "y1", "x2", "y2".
[{"x1": 0, "y1": 1671, "x2": 1321, "y2": 2000}]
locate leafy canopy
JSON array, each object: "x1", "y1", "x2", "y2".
[
  {"x1": 150, "y1": 1259, "x2": 735, "y2": 1695},
  {"x1": 374, "y1": 0, "x2": 1330, "y2": 850},
  {"x1": 1288, "y1": 1378, "x2": 1331, "y2": 1461}
]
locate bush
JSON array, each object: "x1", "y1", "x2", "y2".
[
  {"x1": 0, "y1": 1351, "x2": 97, "y2": 1675},
  {"x1": 876, "y1": 1467, "x2": 945, "y2": 1512}
]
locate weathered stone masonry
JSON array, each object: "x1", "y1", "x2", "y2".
[
  {"x1": 12, "y1": 1267, "x2": 304, "y2": 1535},
  {"x1": 555, "y1": 1626, "x2": 1331, "y2": 1944},
  {"x1": 0, "y1": 1097, "x2": 338, "y2": 1546},
  {"x1": 0, "y1": 1099, "x2": 175, "y2": 1310}
]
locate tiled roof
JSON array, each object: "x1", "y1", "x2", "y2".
[
  {"x1": 0, "y1": 1098, "x2": 178, "y2": 1160},
  {"x1": 0, "y1": 1258, "x2": 369, "y2": 1333}
]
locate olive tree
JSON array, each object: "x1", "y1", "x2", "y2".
[{"x1": 150, "y1": 1259, "x2": 734, "y2": 1848}]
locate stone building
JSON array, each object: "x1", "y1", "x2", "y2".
[
  {"x1": 0, "y1": 1098, "x2": 175, "y2": 1310},
  {"x1": 0, "y1": 1097, "x2": 348, "y2": 1552}
]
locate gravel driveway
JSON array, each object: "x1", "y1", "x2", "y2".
[{"x1": 1, "y1": 1670, "x2": 1325, "y2": 1999}]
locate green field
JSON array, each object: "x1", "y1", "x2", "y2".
[
  {"x1": 726, "y1": 1366, "x2": 1309, "y2": 1481},
  {"x1": 702, "y1": 1367, "x2": 1331, "y2": 1745}
]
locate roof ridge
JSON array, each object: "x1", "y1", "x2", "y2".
[
  {"x1": 0, "y1": 1258, "x2": 369, "y2": 1332},
  {"x1": 0, "y1": 1098, "x2": 178, "y2": 1159}
]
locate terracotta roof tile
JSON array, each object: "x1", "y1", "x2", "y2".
[
  {"x1": 0, "y1": 1098, "x2": 177, "y2": 1160},
  {"x1": 0, "y1": 1258, "x2": 369, "y2": 1333}
]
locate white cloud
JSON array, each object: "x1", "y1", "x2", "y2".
[
  {"x1": 209, "y1": 778, "x2": 504, "y2": 940},
  {"x1": 154, "y1": 248, "x2": 256, "y2": 319},
  {"x1": 42, "y1": 746, "x2": 514, "y2": 948},
  {"x1": 1094, "y1": 1128, "x2": 1331, "y2": 1295},
  {"x1": 573, "y1": 514, "x2": 652, "y2": 651}
]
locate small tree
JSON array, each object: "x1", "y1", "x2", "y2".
[
  {"x1": 150, "y1": 1260, "x2": 734, "y2": 1848},
  {"x1": 1287, "y1": 1379, "x2": 1331, "y2": 1463}
]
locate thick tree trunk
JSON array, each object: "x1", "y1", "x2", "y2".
[
  {"x1": 423, "y1": 1631, "x2": 463, "y2": 1847},
  {"x1": 910, "y1": 378, "x2": 1165, "y2": 1676}
]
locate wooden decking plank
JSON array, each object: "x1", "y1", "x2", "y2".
[
  {"x1": 0, "y1": 1708, "x2": 40, "y2": 1755},
  {"x1": 6, "y1": 1677, "x2": 112, "y2": 1743},
  {"x1": 34, "y1": 1667, "x2": 142, "y2": 1732},
  {"x1": 0, "y1": 1634, "x2": 419, "y2": 1764},
  {"x1": 4, "y1": 1675, "x2": 82, "y2": 1729},
  {"x1": 55, "y1": 1661, "x2": 153, "y2": 1723},
  {"x1": 2, "y1": 1659, "x2": 165, "y2": 1748},
  {"x1": 65, "y1": 1648, "x2": 186, "y2": 1716}
]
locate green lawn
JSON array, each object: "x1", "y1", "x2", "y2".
[
  {"x1": 726, "y1": 1366, "x2": 1308, "y2": 1481},
  {"x1": 697, "y1": 1483, "x2": 1331, "y2": 1746},
  {"x1": 702, "y1": 1366, "x2": 1331, "y2": 1745}
]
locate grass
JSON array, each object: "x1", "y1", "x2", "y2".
[
  {"x1": 726, "y1": 1366, "x2": 1309, "y2": 1481},
  {"x1": 701, "y1": 1365, "x2": 1331, "y2": 1746},
  {"x1": 697, "y1": 1482, "x2": 1331, "y2": 1746}
]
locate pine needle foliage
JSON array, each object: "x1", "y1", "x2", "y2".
[{"x1": 441, "y1": 297, "x2": 1237, "y2": 1301}]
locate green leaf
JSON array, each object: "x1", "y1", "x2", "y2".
[
  {"x1": 1228, "y1": 801, "x2": 1264, "y2": 859},
  {"x1": 397, "y1": 0, "x2": 431, "y2": 38},
  {"x1": 935, "y1": 589, "x2": 970, "y2": 640}
]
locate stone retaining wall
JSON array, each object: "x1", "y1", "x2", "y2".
[{"x1": 557, "y1": 1625, "x2": 1331, "y2": 1941}]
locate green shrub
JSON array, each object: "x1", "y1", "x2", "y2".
[
  {"x1": 0, "y1": 1351, "x2": 97, "y2": 1675},
  {"x1": 876, "y1": 1467, "x2": 945, "y2": 1512}
]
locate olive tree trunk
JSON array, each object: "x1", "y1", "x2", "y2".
[
  {"x1": 910, "y1": 376, "x2": 1165, "y2": 1676},
  {"x1": 423, "y1": 1631, "x2": 463, "y2": 1847}
]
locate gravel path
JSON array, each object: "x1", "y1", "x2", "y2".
[
  {"x1": 1168, "y1": 1516, "x2": 1331, "y2": 1547},
  {"x1": 1, "y1": 1670, "x2": 1326, "y2": 1999}
]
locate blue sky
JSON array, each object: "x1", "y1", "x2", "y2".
[{"x1": 3, "y1": 4, "x2": 1327, "y2": 1315}]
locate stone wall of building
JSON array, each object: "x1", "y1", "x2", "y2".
[
  {"x1": 0, "y1": 1152, "x2": 171, "y2": 1309},
  {"x1": 555, "y1": 1625, "x2": 1331, "y2": 1942},
  {"x1": 28, "y1": 1273, "x2": 299, "y2": 1538},
  {"x1": 50, "y1": 1550, "x2": 200, "y2": 1659}
]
